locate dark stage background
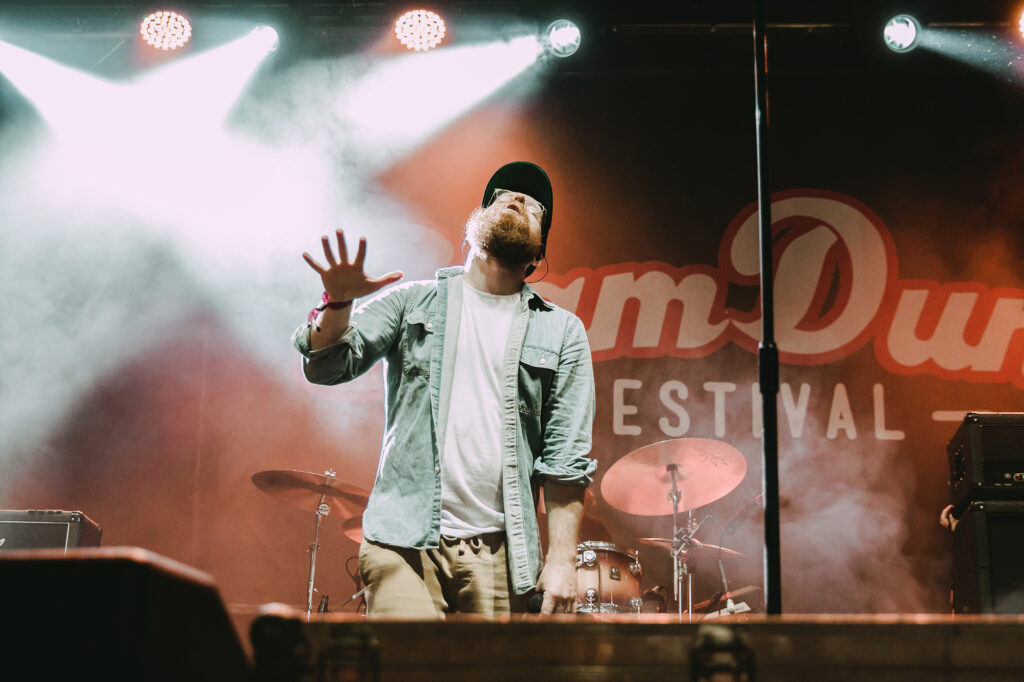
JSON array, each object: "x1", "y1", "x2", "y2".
[{"x1": 1, "y1": 1, "x2": 1022, "y2": 618}]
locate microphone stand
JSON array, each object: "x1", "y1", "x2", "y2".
[{"x1": 753, "y1": 0, "x2": 782, "y2": 614}]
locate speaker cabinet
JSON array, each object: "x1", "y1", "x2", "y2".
[
  {"x1": 0, "y1": 546, "x2": 250, "y2": 681},
  {"x1": 0, "y1": 509, "x2": 102, "y2": 551},
  {"x1": 947, "y1": 412, "x2": 1024, "y2": 507},
  {"x1": 952, "y1": 500, "x2": 1024, "y2": 614}
]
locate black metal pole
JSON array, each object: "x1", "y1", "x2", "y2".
[{"x1": 753, "y1": 0, "x2": 782, "y2": 614}]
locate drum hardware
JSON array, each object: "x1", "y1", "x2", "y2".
[
  {"x1": 600, "y1": 438, "x2": 747, "y2": 623},
  {"x1": 574, "y1": 541, "x2": 643, "y2": 614},
  {"x1": 634, "y1": 537, "x2": 745, "y2": 558},
  {"x1": 251, "y1": 468, "x2": 370, "y2": 620}
]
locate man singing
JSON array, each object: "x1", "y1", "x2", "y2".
[{"x1": 292, "y1": 162, "x2": 596, "y2": 617}]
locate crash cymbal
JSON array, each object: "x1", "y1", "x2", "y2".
[
  {"x1": 635, "y1": 537, "x2": 745, "y2": 558},
  {"x1": 341, "y1": 515, "x2": 363, "y2": 544},
  {"x1": 252, "y1": 469, "x2": 369, "y2": 519},
  {"x1": 601, "y1": 438, "x2": 746, "y2": 515}
]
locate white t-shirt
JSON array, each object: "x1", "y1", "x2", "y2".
[{"x1": 439, "y1": 283, "x2": 520, "y2": 538}]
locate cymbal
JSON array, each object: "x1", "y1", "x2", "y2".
[
  {"x1": 341, "y1": 515, "x2": 363, "y2": 544},
  {"x1": 635, "y1": 537, "x2": 745, "y2": 558},
  {"x1": 252, "y1": 469, "x2": 369, "y2": 519},
  {"x1": 601, "y1": 438, "x2": 746, "y2": 515}
]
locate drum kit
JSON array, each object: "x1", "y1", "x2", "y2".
[
  {"x1": 596, "y1": 437, "x2": 752, "y2": 621},
  {"x1": 250, "y1": 437, "x2": 753, "y2": 621}
]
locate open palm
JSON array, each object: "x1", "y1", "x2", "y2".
[{"x1": 302, "y1": 229, "x2": 403, "y2": 302}]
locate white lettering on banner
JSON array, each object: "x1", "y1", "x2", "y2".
[
  {"x1": 588, "y1": 270, "x2": 729, "y2": 353},
  {"x1": 873, "y1": 383, "x2": 905, "y2": 440},
  {"x1": 727, "y1": 195, "x2": 892, "y2": 360},
  {"x1": 613, "y1": 378, "x2": 643, "y2": 436},
  {"x1": 826, "y1": 384, "x2": 857, "y2": 440},
  {"x1": 703, "y1": 382, "x2": 737, "y2": 437},
  {"x1": 658, "y1": 380, "x2": 690, "y2": 437},
  {"x1": 880, "y1": 282, "x2": 1024, "y2": 380},
  {"x1": 781, "y1": 383, "x2": 811, "y2": 438},
  {"x1": 615, "y1": 380, "x2": 904, "y2": 441},
  {"x1": 534, "y1": 190, "x2": 1024, "y2": 388}
]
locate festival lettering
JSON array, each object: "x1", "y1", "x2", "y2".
[{"x1": 534, "y1": 189, "x2": 1024, "y2": 389}]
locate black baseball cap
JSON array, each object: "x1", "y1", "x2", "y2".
[{"x1": 481, "y1": 161, "x2": 554, "y2": 251}]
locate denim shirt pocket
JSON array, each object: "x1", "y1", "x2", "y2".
[
  {"x1": 518, "y1": 344, "x2": 558, "y2": 416},
  {"x1": 402, "y1": 310, "x2": 434, "y2": 379}
]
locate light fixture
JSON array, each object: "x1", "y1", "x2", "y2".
[
  {"x1": 250, "y1": 26, "x2": 280, "y2": 54},
  {"x1": 140, "y1": 10, "x2": 193, "y2": 51},
  {"x1": 544, "y1": 19, "x2": 581, "y2": 58},
  {"x1": 1019, "y1": 9, "x2": 1024, "y2": 40},
  {"x1": 394, "y1": 10, "x2": 447, "y2": 52},
  {"x1": 883, "y1": 14, "x2": 921, "y2": 53}
]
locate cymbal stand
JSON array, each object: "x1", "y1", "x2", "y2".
[
  {"x1": 666, "y1": 464, "x2": 691, "y2": 623},
  {"x1": 305, "y1": 470, "x2": 336, "y2": 620}
]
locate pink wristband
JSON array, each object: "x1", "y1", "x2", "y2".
[{"x1": 321, "y1": 291, "x2": 352, "y2": 309}]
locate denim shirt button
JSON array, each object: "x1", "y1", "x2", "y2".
[
  {"x1": 539, "y1": 357, "x2": 546, "y2": 365},
  {"x1": 426, "y1": 322, "x2": 434, "y2": 330},
  {"x1": 434, "y1": 466, "x2": 440, "y2": 474}
]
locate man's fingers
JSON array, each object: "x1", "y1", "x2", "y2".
[
  {"x1": 540, "y1": 595, "x2": 574, "y2": 615},
  {"x1": 302, "y1": 252, "x2": 326, "y2": 274},
  {"x1": 321, "y1": 236, "x2": 337, "y2": 266},
  {"x1": 335, "y1": 230, "x2": 349, "y2": 264},
  {"x1": 354, "y1": 238, "x2": 367, "y2": 269},
  {"x1": 540, "y1": 592, "x2": 556, "y2": 615}
]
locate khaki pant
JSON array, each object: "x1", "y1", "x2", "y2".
[{"x1": 358, "y1": 533, "x2": 529, "y2": 618}]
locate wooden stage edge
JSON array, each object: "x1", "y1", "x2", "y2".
[{"x1": 247, "y1": 605, "x2": 1024, "y2": 681}]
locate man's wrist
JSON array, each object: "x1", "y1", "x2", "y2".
[{"x1": 321, "y1": 291, "x2": 352, "y2": 308}]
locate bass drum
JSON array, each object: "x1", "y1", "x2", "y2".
[{"x1": 574, "y1": 541, "x2": 643, "y2": 613}]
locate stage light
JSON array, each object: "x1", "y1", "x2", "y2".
[
  {"x1": 1019, "y1": 10, "x2": 1024, "y2": 40},
  {"x1": 544, "y1": 19, "x2": 581, "y2": 58},
  {"x1": 250, "y1": 26, "x2": 279, "y2": 54},
  {"x1": 140, "y1": 10, "x2": 193, "y2": 51},
  {"x1": 883, "y1": 14, "x2": 921, "y2": 53},
  {"x1": 394, "y1": 10, "x2": 447, "y2": 52}
]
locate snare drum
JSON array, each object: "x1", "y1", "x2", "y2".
[{"x1": 575, "y1": 541, "x2": 643, "y2": 613}]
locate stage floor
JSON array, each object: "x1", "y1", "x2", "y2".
[{"x1": 247, "y1": 606, "x2": 1024, "y2": 681}]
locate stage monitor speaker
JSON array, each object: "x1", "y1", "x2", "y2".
[
  {"x1": 952, "y1": 500, "x2": 1024, "y2": 614},
  {"x1": 0, "y1": 509, "x2": 102, "y2": 551},
  {"x1": 947, "y1": 412, "x2": 1024, "y2": 507},
  {"x1": 0, "y1": 546, "x2": 250, "y2": 681}
]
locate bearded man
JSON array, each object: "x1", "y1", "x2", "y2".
[{"x1": 293, "y1": 162, "x2": 596, "y2": 617}]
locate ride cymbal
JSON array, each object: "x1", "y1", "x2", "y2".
[
  {"x1": 252, "y1": 469, "x2": 369, "y2": 519},
  {"x1": 601, "y1": 438, "x2": 746, "y2": 515}
]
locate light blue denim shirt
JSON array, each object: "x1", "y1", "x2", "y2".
[{"x1": 292, "y1": 266, "x2": 596, "y2": 594}]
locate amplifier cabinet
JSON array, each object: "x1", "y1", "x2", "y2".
[
  {"x1": 0, "y1": 509, "x2": 102, "y2": 552},
  {"x1": 947, "y1": 412, "x2": 1024, "y2": 508},
  {"x1": 952, "y1": 500, "x2": 1024, "y2": 614}
]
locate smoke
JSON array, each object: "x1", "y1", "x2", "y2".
[
  {"x1": 773, "y1": 408, "x2": 939, "y2": 612},
  {"x1": 0, "y1": 45, "x2": 480, "y2": 468},
  {"x1": 590, "y1": 352, "x2": 942, "y2": 613}
]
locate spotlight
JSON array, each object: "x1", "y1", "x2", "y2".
[
  {"x1": 140, "y1": 10, "x2": 192, "y2": 51},
  {"x1": 544, "y1": 19, "x2": 581, "y2": 58},
  {"x1": 1019, "y1": 10, "x2": 1024, "y2": 40},
  {"x1": 394, "y1": 10, "x2": 447, "y2": 52},
  {"x1": 250, "y1": 26, "x2": 279, "y2": 54},
  {"x1": 883, "y1": 14, "x2": 921, "y2": 53}
]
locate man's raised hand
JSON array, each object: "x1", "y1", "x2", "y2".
[{"x1": 302, "y1": 230, "x2": 403, "y2": 302}]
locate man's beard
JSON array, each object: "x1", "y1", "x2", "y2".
[{"x1": 464, "y1": 206, "x2": 542, "y2": 266}]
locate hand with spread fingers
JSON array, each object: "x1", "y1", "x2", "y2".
[{"x1": 302, "y1": 229, "x2": 403, "y2": 304}]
